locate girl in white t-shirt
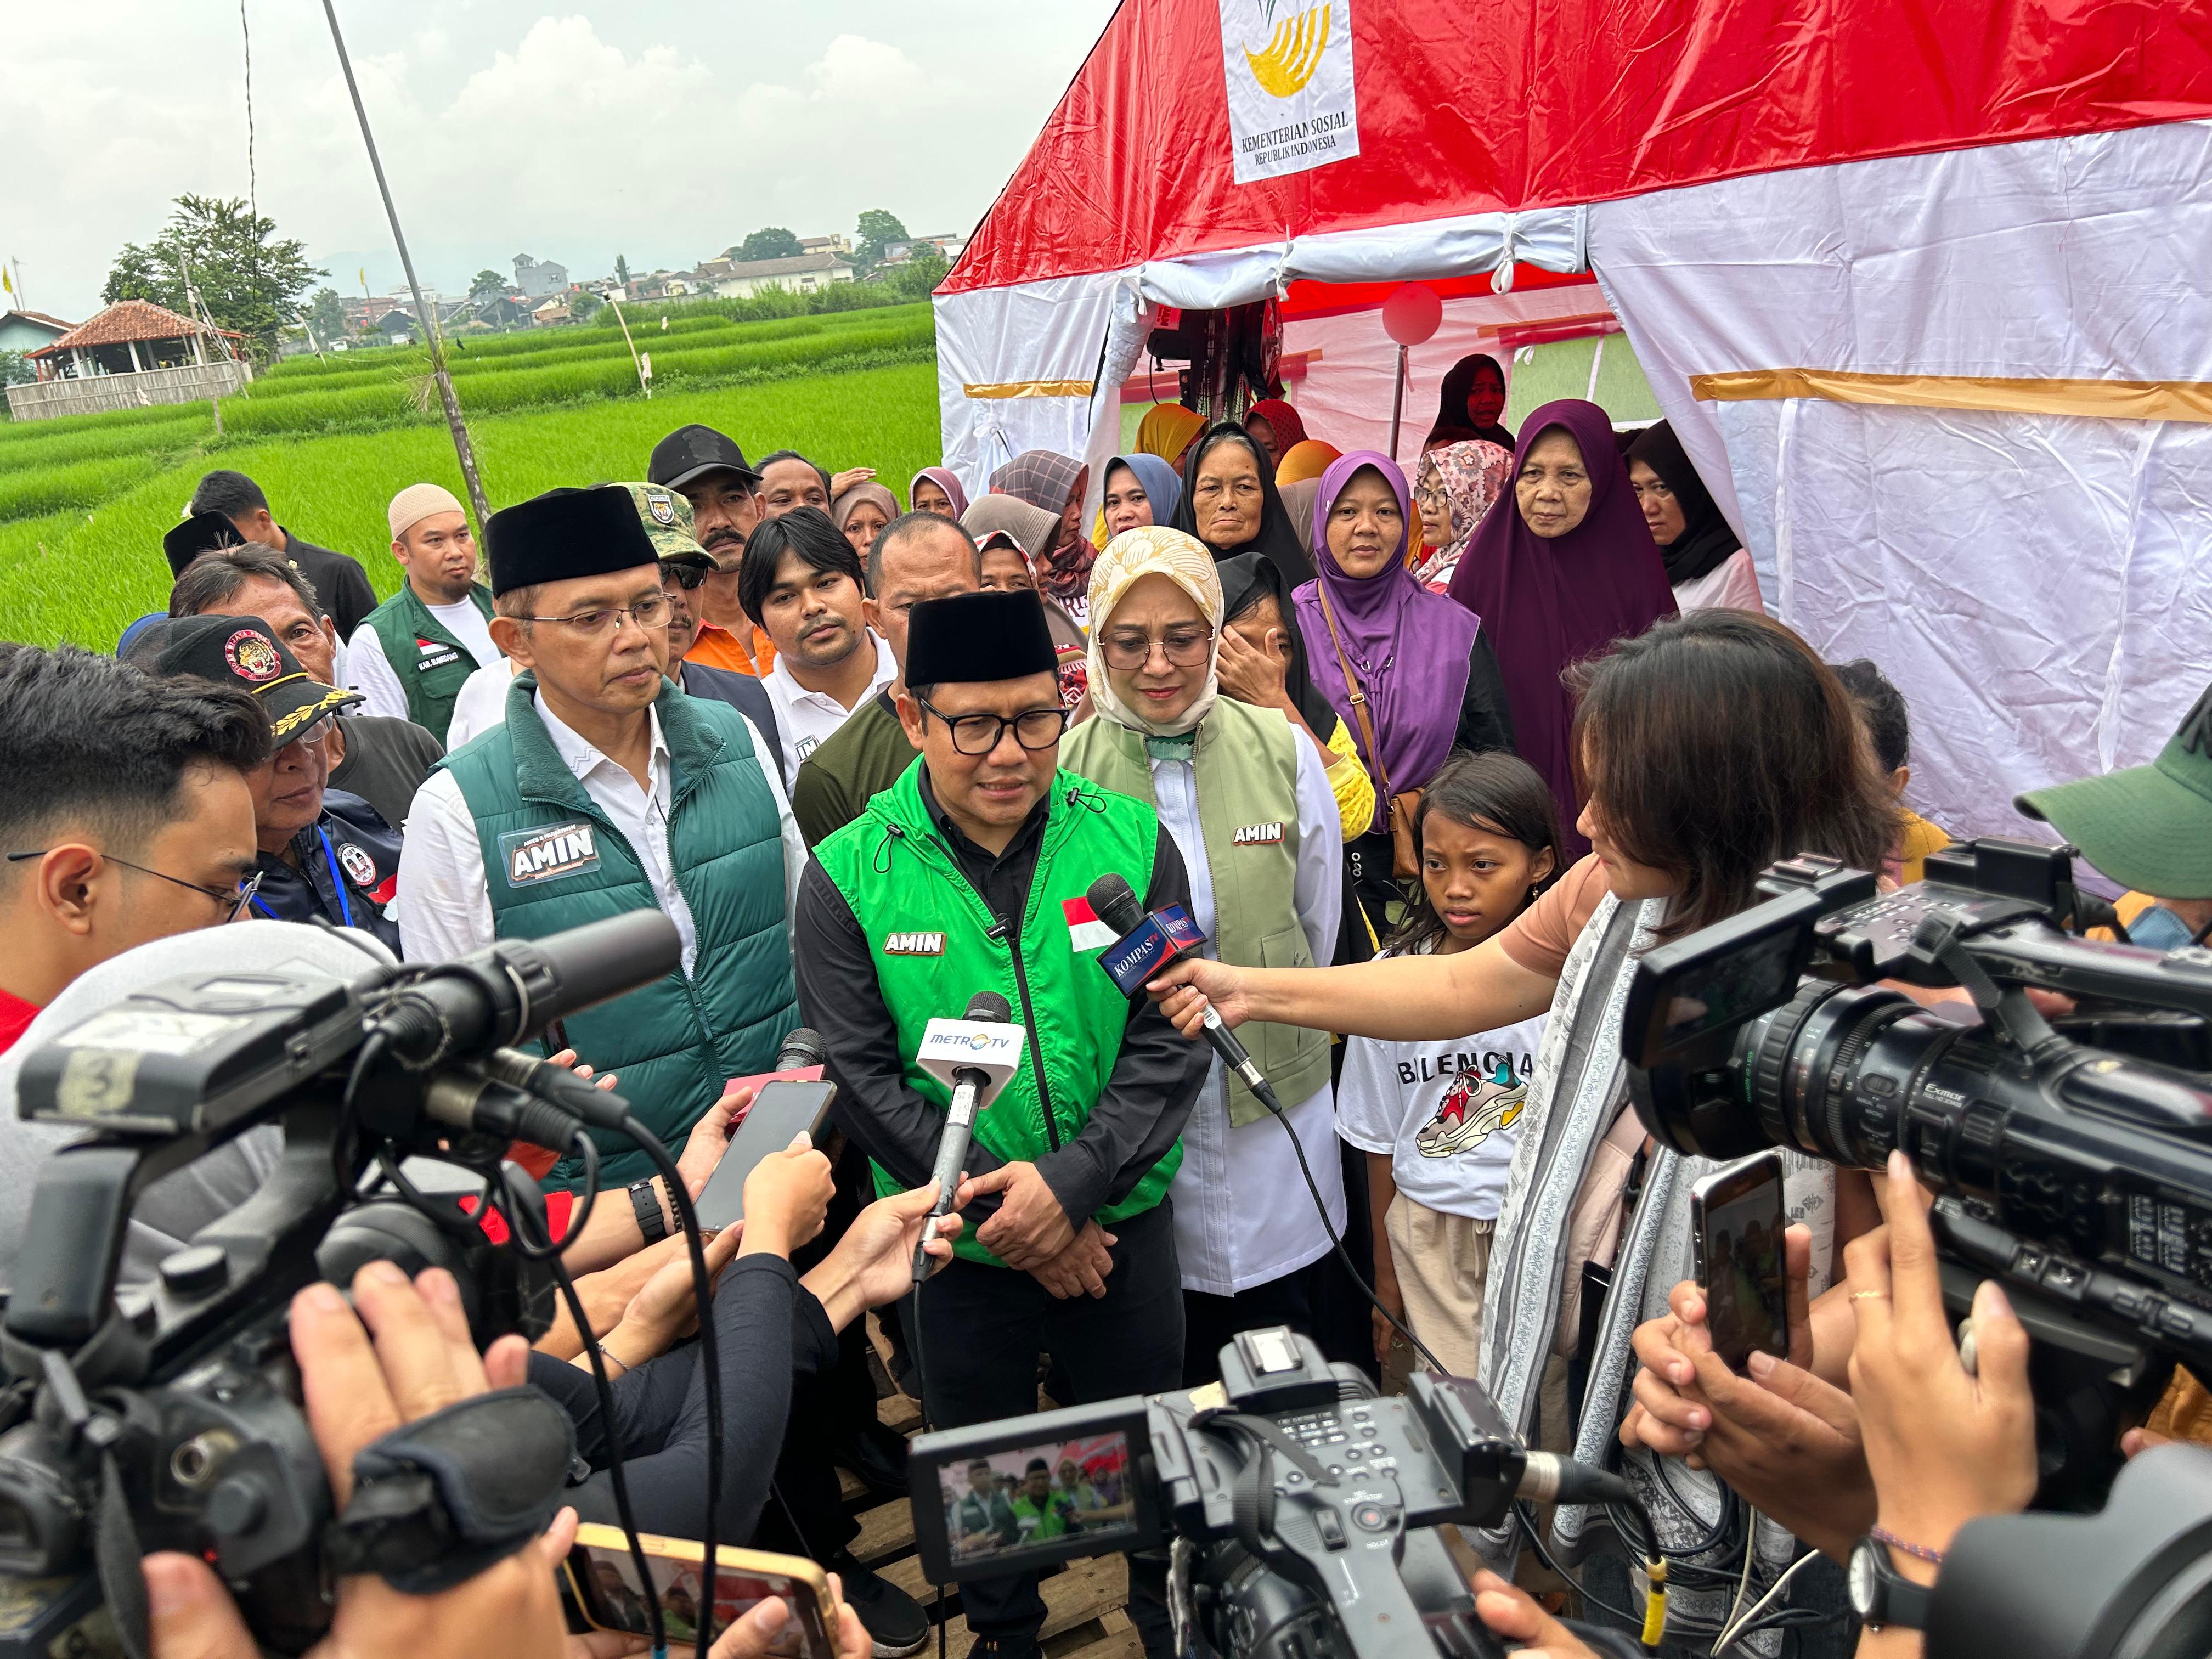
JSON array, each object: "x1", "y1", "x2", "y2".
[{"x1": 1336, "y1": 751, "x2": 1563, "y2": 1379}]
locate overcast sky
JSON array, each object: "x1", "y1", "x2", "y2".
[{"x1": 7, "y1": 2, "x2": 1120, "y2": 322}]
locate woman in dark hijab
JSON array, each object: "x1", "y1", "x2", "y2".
[
  {"x1": 1425, "y1": 353, "x2": 1515, "y2": 453},
  {"x1": 1170, "y1": 422, "x2": 1316, "y2": 588},
  {"x1": 1625, "y1": 420, "x2": 1764, "y2": 614},
  {"x1": 1445, "y1": 399, "x2": 1678, "y2": 855},
  {"x1": 988, "y1": 449, "x2": 1095, "y2": 627}
]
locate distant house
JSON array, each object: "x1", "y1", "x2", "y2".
[
  {"x1": 691, "y1": 251, "x2": 856, "y2": 301},
  {"x1": 532, "y1": 297, "x2": 573, "y2": 326},
  {"x1": 879, "y1": 234, "x2": 967, "y2": 267},
  {"x1": 514, "y1": 254, "x2": 569, "y2": 298},
  {"x1": 9, "y1": 298, "x2": 250, "y2": 420},
  {"x1": 474, "y1": 295, "x2": 534, "y2": 329},
  {"x1": 0, "y1": 310, "x2": 75, "y2": 355},
  {"x1": 799, "y1": 233, "x2": 852, "y2": 256},
  {"x1": 370, "y1": 308, "x2": 419, "y2": 343}
]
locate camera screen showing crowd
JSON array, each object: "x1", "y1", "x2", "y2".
[{"x1": 2, "y1": 391, "x2": 2210, "y2": 1659}]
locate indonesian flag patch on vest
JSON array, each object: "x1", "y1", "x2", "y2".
[
  {"x1": 1062, "y1": 896, "x2": 1116, "y2": 952},
  {"x1": 414, "y1": 636, "x2": 462, "y2": 673}
]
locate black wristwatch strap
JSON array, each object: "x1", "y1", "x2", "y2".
[
  {"x1": 628, "y1": 1177, "x2": 668, "y2": 1245},
  {"x1": 1849, "y1": 1536, "x2": 1934, "y2": 1630}
]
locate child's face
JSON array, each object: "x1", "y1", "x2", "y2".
[{"x1": 1420, "y1": 812, "x2": 1554, "y2": 945}]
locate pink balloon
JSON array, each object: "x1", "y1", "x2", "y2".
[{"x1": 1381, "y1": 283, "x2": 1443, "y2": 347}]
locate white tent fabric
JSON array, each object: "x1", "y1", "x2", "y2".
[{"x1": 1591, "y1": 121, "x2": 2212, "y2": 845}]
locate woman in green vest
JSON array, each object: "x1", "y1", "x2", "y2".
[{"x1": 1063, "y1": 525, "x2": 1345, "y2": 1384}]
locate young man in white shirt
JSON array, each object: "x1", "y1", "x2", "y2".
[
  {"x1": 347, "y1": 484, "x2": 503, "y2": 745},
  {"x1": 742, "y1": 508, "x2": 895, "y2": 788}
]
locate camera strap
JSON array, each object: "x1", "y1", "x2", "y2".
[{"x1": 324, "y1": 1386, "x2": 575, "y2": 1594}]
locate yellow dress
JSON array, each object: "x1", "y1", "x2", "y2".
[
  {"x1": 1322, "y1": 715, "x2": 1376, "y2": 844},
  {"x1": 1897, "y1": 810, "x2": 1949, "y2": 884}
]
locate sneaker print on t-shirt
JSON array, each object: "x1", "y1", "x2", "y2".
[{"x1": 1413, "y1": 1058, "x2": 1527, "y2": 1159}]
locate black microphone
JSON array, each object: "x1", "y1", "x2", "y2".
[
  {"x1": 915, "y1": 991, "x2": 1014, "y2": 1277},
  {"x1": 773, "y1": 1026, "x2": 828, "y2": 1072},
  {"x1": 1086, "y1": 874, "x2": 1280, "y2": 1111}
]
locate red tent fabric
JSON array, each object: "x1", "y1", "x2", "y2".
[{"x1": 944, "y1": 0, "x2": 2212, "y2": 297}]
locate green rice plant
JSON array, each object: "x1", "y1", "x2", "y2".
[
  {"x1": 0, "y1": 453, "x2": 168, "y2": 523},
  {"x1": 0, "y1": 415, "x2": 212, "y2": 478},
  {"x1": 0, "y1": 398, "x2": 221, "y2": 444}
]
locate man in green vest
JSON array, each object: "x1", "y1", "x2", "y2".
[
  {"x1": 794, "y1": 589, "x2": 1206, "y2": 1659},
  {"x1": 347, "y1": 483, "x2": 502, "y2": 745}
]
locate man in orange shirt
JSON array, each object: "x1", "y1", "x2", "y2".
[{"x1": 648, "y1": 423, "x2": 777, "y2": 676}]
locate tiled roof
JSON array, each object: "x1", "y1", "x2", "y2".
[
  {"x1": 29, "y1": 299, "x2": 242, "y2": 357},
  {"x1": 1, "y1": 310, "x2": 75, "y2": 334}
]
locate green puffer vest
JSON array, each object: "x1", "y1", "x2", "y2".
[
  {"x1": 1064, "y1": 696, "x2": 1332, "y2": 1125},
  {"x1": 362, "y1": 582, "x2": 496, "y2": 745},
  {"x1": 441, "y1": 672, "x2": 798, "y2": 1186},
  {"x1": 812, "y1": 760, "x2": 1180, "y2": 1267}
]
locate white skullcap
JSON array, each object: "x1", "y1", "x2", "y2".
[{"x1": 387, "y1": 482, "x2": 466, "y2": 541}]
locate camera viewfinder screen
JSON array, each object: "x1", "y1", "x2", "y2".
[
  {"x1": 1662, "y1": 927, "x2": 1801, "y2": 1048},
  {"x1": 939, "y1": 1431, "x2": 1138, "y2": 1566}
]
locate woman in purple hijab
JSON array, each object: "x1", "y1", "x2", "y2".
[
  {"x1": 1291, "y1": 452, "x2": 1516, "y2": 921},
  {"x1": 1445, "y1": 399, "x2": 1676, "y2": 856}
]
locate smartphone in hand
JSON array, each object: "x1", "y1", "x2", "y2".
[
  {"x1": 1690, "y1": 1150, "x2": 1790, "y2": 1370},
  {"x1": 692, "y1": 1079, "x2": 838, "y2": 1232},
  {"x1": 564, "y1": 1521, "x2": 837, "y2": 1657}
]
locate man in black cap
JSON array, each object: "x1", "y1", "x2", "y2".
[
  {"x1": 648, "y1": 423, "x2": 772, "y2": 678},
  {"x1": 146, "y1": 614, "x2": 402, "y2": 955},
  {"x1": 795, "y1": 590, "x2": 1206, "y2": 1659},
  {"x1": 185, "y1": 472, "x2": 377, "y2": 639}
]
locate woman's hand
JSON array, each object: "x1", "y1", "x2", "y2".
[
  {"x1": 737, "y1": 1133, "x2": 835, "y2": 1260},
  {"x1": 1215, "y1": 623, "x2": 1291, "y2": 711},
  {"x1": 598, "y1": 1220, "x2": 748, "y2": 1366},
  {"x1": 828, "y1": 467, "x2": 876, "y2": 499},
  {"x1": 802, "y1": 1182, "x2": 966, "y2": 1330},
  {"x1": 548, "y1": 1048, "x2": 620, "y2": 1092},
  {"x1": 1469, "y1": 1571, "x2": 1601, "y2": 1657},
  {"x1": 676, "y1": 1085, "x2": 753, "y2": 1200},
  {"x1": 1145, "y1": 955, "x2": 1254, "y2": 1035},
  {"x1": 146, "y1": 1266, "x2": 574, "y2": 1659},
  {"x1": 1846, "y1": 1150, "x2": 2037, "y2": 1562}
]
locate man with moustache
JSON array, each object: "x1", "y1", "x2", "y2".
[
  {"x1": 648, "y1": 424, "x2": 776, "y2": 678},
  {"x1": 347, "y1": 483, "x2": 503, "y2": 746},
  {"x1": 644, "y1": 485, "x2": 783, "y2": 757},
  {"x1": 742, "y1": 509, "x2": 894, "y2": 788}
]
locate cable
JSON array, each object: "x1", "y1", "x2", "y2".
[
  {"x1": 1714, "y1": 1509, "x2": 1759, "y2": 1655},
  {"x1": 1712, "y1": 1548, "x2": 1819, "y2": 1655},
  {"x1": 1251, "y1": 1079, "x2": 1452, "y2": 1378},
  {"x1": 239, "y1": 0, "x2": 256, "y2": 219}
]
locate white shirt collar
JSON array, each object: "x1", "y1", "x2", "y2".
[
  {"x1": 533, "y1": 690, "x2": 668, "y2": 783},
  {"x1": 766, "y1": 633, "x2": 895, "y2": 709}
]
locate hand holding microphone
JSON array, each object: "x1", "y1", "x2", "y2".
[{"x1": 912, "y1": 992, "x2": 1025, "y2": 1280}]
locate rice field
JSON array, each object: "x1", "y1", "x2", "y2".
[{"x1": 0, "y1": 306, "x2": 944, "y2": 648}]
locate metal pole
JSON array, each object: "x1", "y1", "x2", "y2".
[
  {"x1": 1387, "y1": 342, "x2": 1409, "y2": 462},
  {"x1": 320, "y1": 0, "x2": 492, "y2": 527}
]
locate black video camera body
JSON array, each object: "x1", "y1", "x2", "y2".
[
  {"x1": 910, "y1": 1327, "x2": 1630, "y2": 1659},
  {"x1": 1623, "y1": 836, "x2": 2212, "y2": 1392}
]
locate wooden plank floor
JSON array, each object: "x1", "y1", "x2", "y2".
[{"x1": 851, "y1": 1316, "x2": 1142, "y2": 1659}]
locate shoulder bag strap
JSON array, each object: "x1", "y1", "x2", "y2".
[{"x1": 1313, "y1": 580, "x2": 1395, "y2": 805}]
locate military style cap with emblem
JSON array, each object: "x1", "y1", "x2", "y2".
[
  {"x1": 648, "y1": 424, "x2": 761, "y2": 492},
  {"x1": 152, "y1": 613, "x2": 363, "y2": 741},
  {"x1": 2017, "y1": 682, "x2": 2212, "y2": 898},
  {"x1": 483, "y1": 485, "x2": 662, "y2": 597},
  {"x1": 614, "y1": 482, "x2": 716, "y2": 573},
  {"x1": 162, "y1": 510, "x2": 247, "y2": 578}
]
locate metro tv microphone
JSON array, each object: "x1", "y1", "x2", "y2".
[
  {"x1": 1084, "y1": 874, "x2": 1282, "y2": 1112},
  {"x1": 911, "y1": 991, "x2": 1026, "y2": 1278}
]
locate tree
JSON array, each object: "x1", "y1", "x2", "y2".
[
  {"x1": 469, "y1": 268, "x2": 509, "y2": 300},
  {"x1": 882, "y1": 253, "x2": 950, "y2": 301},
  {"x1": 614, "y1": 254, "x2": 631, "y2": 287},
  {"x1": 568, "y1": 290, "x2": 603, "y2": 323},
  {"x1": 0, "y1": 351, "x2": 35, "y2": 388},
  {"x1": 854, "y1": 208, "x2": 909, "y2": 270},
  {"x1": 305, "y1": 287, "x2": 347, "y2": 341},
  {"x1": 101, "y1": 195, "x2": 324, "y2": 360},
  {"x1": 737, "y1": 227, "x2": 803, "y2": 262}
]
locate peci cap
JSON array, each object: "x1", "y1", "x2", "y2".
[
  {"x1": 163, "y1": 510, "x2": 246, "y2": 578},
  {"x1": 648, "y1": 424, "x2": 761, "y2": 493},
  {"x1": 618, "y1": 482, "x2": 716, "y2": 572},
  {"x1": 484, "y1": 485, "x2": 661, "y2": 597},
  {"x1": 2016, "y1": 683, "x2": 2212, "y2": 899},
  {"x1": 387, "y1": 482, "x2": 467, "y2": 541},
  {"x1": 902, "y1": 590, "x2": 1058, "y2": 690},
  {"x1": 154, "y1": 613, "x2": 360, "y2": 741}
]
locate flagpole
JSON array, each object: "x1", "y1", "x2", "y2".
[{"x1": 321, "y1": 0, "x2": 492, "y2": 526}]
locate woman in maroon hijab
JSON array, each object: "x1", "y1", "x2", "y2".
[{"x1": 1445, "y1": 399, "x2": 1675, "y2": 856}]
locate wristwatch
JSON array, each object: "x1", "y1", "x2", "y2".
[
  {"x1": 1849, "y1": 1536, "x2": 1934, "y2": 1630},
  {"x1": 628, "y1": 1177, "x2": 669, "y2": 1246}
]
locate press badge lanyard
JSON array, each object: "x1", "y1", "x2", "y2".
[{"x1": 250, "y1": 826, "x2": 353, "y2": 929}]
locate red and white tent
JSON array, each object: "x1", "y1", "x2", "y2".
[{"x1": 935, "y1": 0, "x2": 2212, "y2": 845}]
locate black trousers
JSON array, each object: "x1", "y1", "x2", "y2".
[
  {"x1": 1181, "y1": 1271, "x2": 1314, "y2": 1387},
  {"x1": 899, "y1": 1200, "x2": 1183, "y2": 1655}
]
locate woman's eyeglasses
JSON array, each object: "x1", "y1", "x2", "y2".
[
  {"x1": 1100, "y1": 628, "x2": 1214, "y2": 671},
  {"x1": 915, "y1": 697, "x2": 1069, "y2": 757},
  {"x1": 6, "y1": 851, "x2": 263, "y2": 921}
]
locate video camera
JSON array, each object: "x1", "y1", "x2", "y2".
[
  {"x1": 0, "y1": 913, "x2": 681, "y2": 1656},
  {"x1": 1624, "y1": 837, "x2": 2212, "y2": 1471},
  {"x1": 909, "y1": 1327, "x2": 1646, "y2": 1659}
]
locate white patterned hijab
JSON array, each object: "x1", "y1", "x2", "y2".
[{"x1": 1084, "y1": 526, "x2": 1223, "y2": 738}]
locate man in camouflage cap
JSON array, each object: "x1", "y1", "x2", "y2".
[{"x1": 631, "y1": 483, "x2": 783, "y2": 759}]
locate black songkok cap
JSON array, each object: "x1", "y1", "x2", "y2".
[
  {"x1": 903, "y1": 590, "x2": 1058, "y2": 689},
  {"x1": 163, "y1": 510, "x2": 245, "y2": 578},
  {"x1": 485, "y1": 485, "x2": 660, "y2": 597}
]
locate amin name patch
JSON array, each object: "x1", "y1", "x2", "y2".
[
  {"x1": 501, "y1": 822, "x2": 601, "y2": 885},
  {"x1": 1233, "y1": 822, "x2": 1284, "y2": 845},
  {"x1": 883, "y1": 932, "x2": 946, "y2": 956}
]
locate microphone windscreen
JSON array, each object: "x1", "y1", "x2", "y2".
[
  {"x1": 1086, "y1": 873, "x2": 1147, "y2": 935},
  {"x1": 964, "y1": 991, "x2": 1013, "y2": 1024},
  {"x1": 775, "y1": 1026, "x2": 828, "y2": 1070}
]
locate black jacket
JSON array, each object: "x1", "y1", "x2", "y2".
[
  {"x1": 280, "y1": 529, "x2": 377, "y2": 638},
  {"x1": 679, "y1": 659, "x2": 782, "y2": 762},
  {"x1": 250, "y1": 788, "x2": 402, "y2": 955}
]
